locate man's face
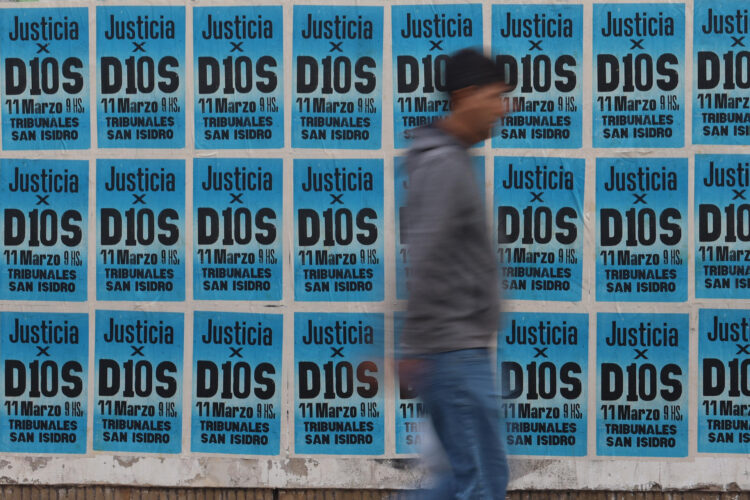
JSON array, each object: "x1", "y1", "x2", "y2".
[{"x1": 455, "y1": 82, "x2": 509, "y2": 142}]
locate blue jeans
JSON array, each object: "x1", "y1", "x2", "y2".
[{"x1": 415, "y1": 348, "x2": 508, "y2": 500}]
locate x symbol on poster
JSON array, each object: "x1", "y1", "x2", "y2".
[
  {"x1": 732, "y1": 36, "x2": 746, "y2": 48},
  {"x1": 529, "y1": 40, "x2": 543, "y2": 51},
  {"x1": 633, "y1": 193, "x2": 647, "y2": 205},
  {"x1": 36, "y1": 43, "x2": 50, "y2": 54},
  {"x1": 331, "y1": 347, "x2": 344, "y2": 358},
  {"x1": 429, "y1": 40, "x2": 444, "y2": 52},
  {"x1": 634, "y1": 348, "x2": 648, "y2": 360},
  {"x1": 737, "y1": 344, "x2": 750, "y2": 355},
  {"x1": 36, "y1": 194, "x2": 50, "y2": 206},
  {"x1": 229, "y1": 347, "x2": 243, "y2": 358},
  {"x1": 230, "y1": 41, "x2": 244, "y2": 53},
  {"x1": 533, "y1": 347, "x2": 548, "y2": 358},
  {"x1": 36, "y1": 346, "x2": 50, "y2": 357},
  {"x1": 733, "y1": 189, "x2": 746, "y2": 200},
  {"x1": 530, "y1": 191, "x2": 544, "y2": 202},
  {"x1": 230, "y1": 193, "x2": 243, "y2": 204},
  {"x1": 132, "y1": 193, "x2": 146, "y2": 205},
  {"x1": 330, "y1": 193, "x2": 343, "y2": 205},
  {"x1": 131, "y1": 346, "x2": 145, "y2": 357},
  {"x1": 630, "y1": 39, "x2": 644, "y2": 50},
  {"x1": 132, "y1": 41, "x2": 146, "y2": 53},
  {"x1": 329, "y1": 41, "x2": 343, "y2": 53}
]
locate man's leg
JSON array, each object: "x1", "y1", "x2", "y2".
[
  {"x1": 419, "y1": 349, "x2": 506, "y2": 500},
  {"x1": 466, "y1": 349, "x2": 509, "y2": 499}
]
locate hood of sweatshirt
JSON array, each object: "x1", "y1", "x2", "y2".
[{"x1": 405, "y1": 125, "x2": 467, "y2": 173}]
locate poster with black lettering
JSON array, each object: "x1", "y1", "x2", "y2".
[
  {"x1": 695, "y1": 155, "x2": 750, "y2": 298},
  {"x1": 492, "y1": 4, "x2": 582, "y2": 148},
  {"x1": 193, "y1": 159, "x2": 282, "y2": 301},
  {"x1": 294, "y1": 159, "x2": 383, "y2": 301},
  {"x1": 295, "y1": 313, "x2": 384, "y2": 454},
  {"x1": 93, "y1": 310, "x2": 182, "y2": 454},
  {"x1": 593, "y1": 4, "x2": 684, "y2": 148},
  {"x1": 96, "y1": 6, "x2": 185, "y2": 148},
  {"x1": 394, "y1": 156, "x2": 484, "y2": 300},
  {"x1": 194, "y1": 7, "x2": 283, "y2": 149},
  {"x1": 393, "y1": 312, "x2": 427, "y2": 454},
  {"x1": 0, "y1": 312, "x2": 87, "y2": 454},
  {"x1": 292, "y1": 6, "x2": 382, "y2": 149},
  {"x1": 391, "y1": 4, "x2": 482, "y2": 149},
  {"x1": 96, "y1": 160, "x2": 184, "y2": 301},
  {"x1": 699, "y1": 309, "x2": 750, "y2": 453},
  {"x1": 498, "y1": 312, "x2": 587, "y2": 456},
  {"x1": 699, "y1": 309, "x2": 750, "y2": 455},
  {"x1": 596, "y1": 158, "x2": 687, "y2": 302},
  {"x1": 191, "y1": 311, "x2": 281, "y2": 455},
  {"x1": 495, "y1": 157, "x2": 583, "y2": 301},
  {"x1": 0, "y1": 160, "x2": 87, "y2": 301},
  {"x1": 694, "y1": 1, "x2": 750, "y2": 144},
  {"x1": 0, "y1": 8, "x2": 89, "y2": 150},
  {"x1": 596, "y1": 313, "x2": 688, "y2": 457}
]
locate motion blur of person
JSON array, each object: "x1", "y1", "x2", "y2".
[{"x1": 399, "y1": 48, "x2": 510, "y2": 500}]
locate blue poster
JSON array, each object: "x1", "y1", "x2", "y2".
[
  {"x1": 292, "y1": 6, "x2": 382, "y2": 149},
  {"x1": 492, "y1": 5, "x2": 583, "y2": 149},
  {"x1": 0, "y1": 8, "x2": 90, "y2": 150},
  {"x1": 596, "y1": 313, "x2": 688, "y2": 457},
  {"x1": 494, "y1": 157, "x2": 583, "y2": 301},
  {"x1": 294, "y1": 159, "x2": 383, "y2": 301},
  {"x1": 0, "y1": 159, "x2": 87, "y2": 301},
  {"x1": 96, "y1": 6, "x2": 185, "y2": 148},
  {"x1": 193, "y1": 159, "x2": 282, "y2": 301},
  {"x1": 93, "y1": 310, "x2": 183, "y2": 454},
  {"x1": 194, "y1": 7, "x2": 283, "y2": 149},
  {"x1": 693, "y1": 1, "x2": 750, "y2": 144},
  {"x1": 394, "y1": 312, "x2": 427, "y2": 454},
  {"x1": 395, "y1": 156, "x2": 484, "y2": 300},
  {"x1": 498, "y1": 312, "x2": 587, "y2": 456},
  {"x1": 695, "y1": 155, "x2": 750, "y2": 298},
  {"x1": 593, "y1": 3, "x2": 685, "y2": 148},
  {"x1": 392, "y1": 4, "x2": 482, "y2": 149},
  {"x1": 0, "y1": 312, "x2": 87, "y2": 454},
  {"x1": 96, "y1": 159, "x2": 185, "y2": 301},
  {"x1": 699, "y1": 308, "x2": 750, "y2": 453},
  {"x1": 596, "y1": 158, "x2": 687, "y2": 302},
  {"x1": 191, "y1": 312, "x2": 282, "y2": 455},
  {"x1": 295, "y1": 313, "x2": 384, "y2": 454}
]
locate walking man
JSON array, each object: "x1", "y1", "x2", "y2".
[{"x1": 400, "y1": 48, "x2": 510, "y2": 500}]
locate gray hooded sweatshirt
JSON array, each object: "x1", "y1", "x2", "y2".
[{"x1": 401, "y1": 125, "x2": 500, "y2": 356}]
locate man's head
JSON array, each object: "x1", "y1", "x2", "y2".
[{"x1": 444, "y1": 48, "x2": 509, "y2": 144}]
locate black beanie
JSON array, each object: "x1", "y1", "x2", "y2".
[{"x1": 445, "y1": 48, "x2": 505, "y2": 92}]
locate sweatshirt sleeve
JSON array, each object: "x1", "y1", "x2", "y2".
[{"x1": 401, "y1": 150, "x2": 467, "y2": 352}]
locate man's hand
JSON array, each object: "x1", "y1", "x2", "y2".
[{"x1": 398, "y1": 358, "x2": 424, "y2": 388}]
